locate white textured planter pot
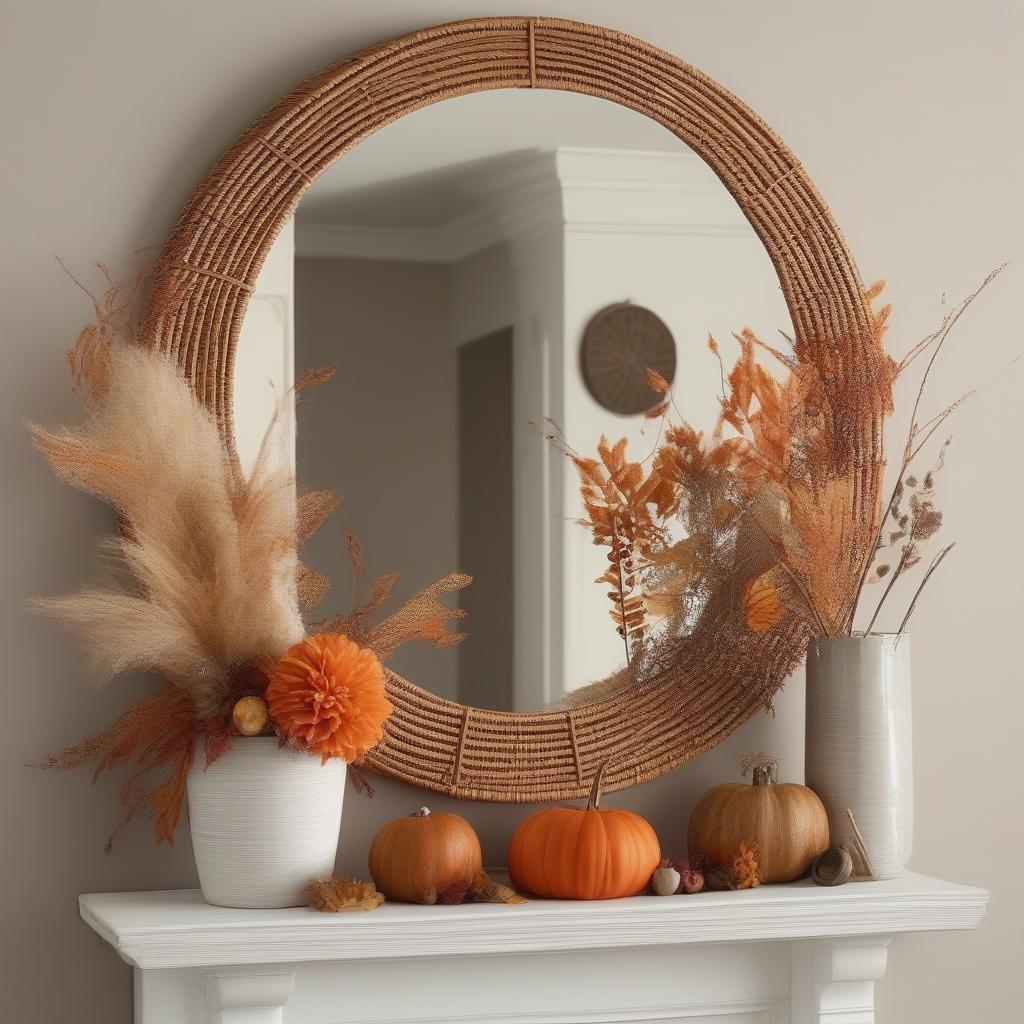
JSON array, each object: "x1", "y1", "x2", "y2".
[
  {"x1": 805, "y1": 634, "x2": 913, "y2": 880},
  {"x1": 186, "y1": 737, "x2": 346, "y2": 908}
]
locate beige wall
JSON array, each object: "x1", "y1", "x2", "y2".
[{"x1": 1, "y1": 2, "x2": 1020, "y2": 1022}]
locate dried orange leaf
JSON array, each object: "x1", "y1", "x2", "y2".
[
  {"x1": 296, "y1": 563, "x2": 330, "y2": 614},
  {"x1": 646, "y1": 367, "x2": 670, "y2": 395},
  {"x1": 363, "y1": 572, "x2": 472, "y2": 661},
  {"x1": 296, "y1": 489, "x2": 339, "y2": 545},
  {"x1": 741, "y1": 572, "x2": 784, "y2": 633},
  {"x1": 308, "y1": 876, "x2": 384, "y2": 912}
]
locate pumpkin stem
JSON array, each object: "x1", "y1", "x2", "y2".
[
  {"x1": 411, "y1": 807, "x2": 431, "y2": 817},
  {"x1": 740, "y1": 752, "x2": 778, "y2": 785},
  {"x1": 587, "y1": 761, "x2": 609, "y2": 811}
]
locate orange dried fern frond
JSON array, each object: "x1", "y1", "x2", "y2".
[
  {"x1": 296, "y1": 489, "x2": 340, "y2": 545},
  {"x1": 320, "y1": 571, "x2": 403, "y2": 639},
  {"x1": 59, "y1": 258, "x2": 148, "y2": 405},
  {"x1": 551, "y1": 295, "x2": 902, "y2": 684},
  {"x1": 41, "y1": 688, "x2": 197, "y2": 850},
  {"x1": 360, "y1": 571, "x2": 473, "y2": 661},
  {"x1": 576, "y1": 437, "x2": 671, "y2": 551},
  {"x1": 317, "y1": 556, "x2": 472, "y2": 665},
  {"x1": 296, "y1": 563, "x2": 331, "y2": 614}
]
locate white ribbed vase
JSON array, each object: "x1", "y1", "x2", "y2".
[
  {"x1": 186, "y1": 737, "x2": 346, "y2": 908},
  {"x1": 805, "y1": 635, "x2": 913, "y2": 880}
]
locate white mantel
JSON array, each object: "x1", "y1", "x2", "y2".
[{"x1": 81, "y1": 873, "x2": 986, "y2": 1024}]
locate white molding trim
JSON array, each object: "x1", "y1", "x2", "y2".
[
  {"x1": 353, "y1": 1000, "x2": 784, "y2": 1024},
  {"x1": 295, "y1": 148, "x2": 754, "y2": 263},
  {"x1": 80, "y1": 873, "x2": 987, "y2": 971}
]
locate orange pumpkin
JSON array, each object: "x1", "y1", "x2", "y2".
[
  {"x1": 687, "y1": 757, "x2": 829, "y2": 883},
  {"x1": 508, "y1": 764, "x2": 660, "y2": 899},
  {"x1": 369, "y1": 807, "x2": 482, "y2": 904}
]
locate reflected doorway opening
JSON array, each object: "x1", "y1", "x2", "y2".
[{"x1": 457, "y1": 328, "x2": 514, "y2": 710}]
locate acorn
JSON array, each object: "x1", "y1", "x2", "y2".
[
  {"x1": 232, "y1": 695, "x2": 270, "y2": 736},
  {"x1": 651, "y1": 861, "x2": 681, "y2": 896}
]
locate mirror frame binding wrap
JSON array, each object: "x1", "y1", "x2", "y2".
[{"x1": 141, "y1": 17, "x2": 882, "y2": 802}]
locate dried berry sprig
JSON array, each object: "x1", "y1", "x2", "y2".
[{"x1": 600, "y1": 521, "x2": 649, "y2": 666}]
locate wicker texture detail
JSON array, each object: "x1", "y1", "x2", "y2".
[{"x1": 141, "y1": 17, "x2": 879, "y2": 802}]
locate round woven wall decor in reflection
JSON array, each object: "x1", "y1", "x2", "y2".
[
  {"x1": 141, "y1": 17, "x2": 881, "y2": 803},
  {"x1": 581, "y1": 303, "x2": 676, "y2": 415}
]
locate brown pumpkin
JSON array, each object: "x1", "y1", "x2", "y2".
[
  {"x1": 368, "y1": 807, "x2": 482, "y2": 904},
  {"x1": 508, "y1": 764, "x2": 661, "y2": 900},
  {"x1": 687, "y1": 756, "x2": 829, "y2": 883}
]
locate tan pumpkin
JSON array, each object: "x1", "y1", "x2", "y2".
[
  {"x1": 368, "y1": 807, "x2": 482, "y2": 904},
  {"x1": 687, "y1": 756, "x2": 829, "y2": 883},
  {"x1": 508, "y1": 764, "x2": 661, "y2": 900}
]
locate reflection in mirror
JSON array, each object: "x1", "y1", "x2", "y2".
[{"x1": 234, "y1": 91, "x2": 793, "y2": 712}]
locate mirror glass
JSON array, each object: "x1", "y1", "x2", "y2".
[{"x1": 234, "y1": 91, "x2": 793, "y2": 712}]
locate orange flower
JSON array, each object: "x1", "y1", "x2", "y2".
[{"x1": 266, "y1": 634, "x2": 392, "y2": 762}]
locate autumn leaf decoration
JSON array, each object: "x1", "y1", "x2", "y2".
[
  {"x1": 568, "y1": 435, "x2": 671, "y2": 664},
  {"x1": 645, "y1": 367, "x2": 671, "y2": 420},
  {"x1": 551, "y1": 266, "x2": 1003, "y2": 684}
]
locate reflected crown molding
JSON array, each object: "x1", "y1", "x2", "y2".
[{"x1": 295, "y1": 148, "x2": 755, "y2": 264}]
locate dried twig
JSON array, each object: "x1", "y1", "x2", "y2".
[
  {"x1": 864, "y1": 500, "x2": 923, "y2": 635},
  {"x1": 897, "y1": 543, "x2": 955, "y2": 635},
  {"x1": 844, "y1": 266, "x2": 1005, "y2": 631},
  {"x1": 846, "y1": 809, "x2": 878, "y2": 881}
]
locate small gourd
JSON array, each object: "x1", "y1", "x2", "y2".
[
  {"x1": 368, "y1": 807, "x2": 482, "y2": 904},
  {"x1": 687, "y1": 755, "x2": 829, "y2": 883},
  {"x1": 508, "y1": 763, "x2": 661, "y2": 900},
  {"x1": 231, "y1": 695, "x2": 269, "y2": 736}
]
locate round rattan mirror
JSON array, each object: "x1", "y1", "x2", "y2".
[{"x1": 142, "y1": 17, "x2": 880, "y2": 802}]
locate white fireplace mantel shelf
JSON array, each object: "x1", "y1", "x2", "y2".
[{"x1": 81, "y1": 873, "x2": 987, "y2": 1024}]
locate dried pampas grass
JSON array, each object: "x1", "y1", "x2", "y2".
[
  {"x1": 29, "y1": 344, "x2": 304, "y2": 716},
  {"x1": 31, "y1": 267, "x2": 470, "y2": 847},
  {"x1": 28, "y1": 338, "x2": 313, "y2": 846}
]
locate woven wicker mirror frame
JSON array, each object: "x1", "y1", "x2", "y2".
[{"x1": 141, "y1": 17, "x2": 880, "y2": 802}]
